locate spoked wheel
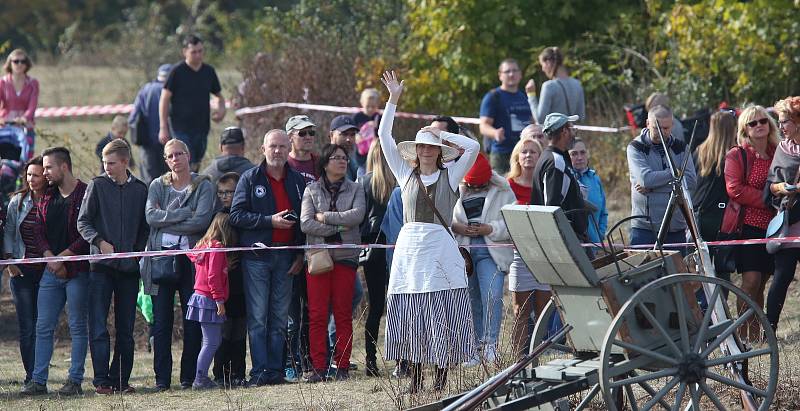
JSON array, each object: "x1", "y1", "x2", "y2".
[
  {"x1": 530, "y1": 299, "x2": 603, "y2": 410},
  {"x1": 599, "y1": 274, "x2": 778, "y2": 410}
]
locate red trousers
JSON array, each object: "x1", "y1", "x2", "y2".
[{"x1": 306, "y1": 263, "x2": 356, "y2": 371}]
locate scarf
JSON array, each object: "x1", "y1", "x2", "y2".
[{"x1": 322, "y1": 174, "x2": 344, "y2": 211}]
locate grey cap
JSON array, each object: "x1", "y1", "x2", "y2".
[
  {"x1": 285, "y1": 115, "x2": 316, "y2": 132},
  {"x1": 542, "y1": 113, "x2": 579, "y2": 134}
]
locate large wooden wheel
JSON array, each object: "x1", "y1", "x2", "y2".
[{"x1": 599, "y1": 274, "x2": 778, "y2": 410}]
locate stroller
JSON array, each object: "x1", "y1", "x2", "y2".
[{"x1": 0, "y1": 122, "x2": 32, "y2": 208}]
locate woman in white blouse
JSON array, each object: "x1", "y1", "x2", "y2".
[{"x1": 379, "y1": 71, "x2": 480, "y2": 393}]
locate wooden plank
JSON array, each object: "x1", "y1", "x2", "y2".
[{"x1": 503, "y1": 206, "x2": 564, "y2": 286}]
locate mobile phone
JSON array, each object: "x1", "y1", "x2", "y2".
[
  {"x1": 786, "y1": 184, "x2": 798, "y2": 192},
  {"x1": 468, "y1": 222, "x2": 480, "y2": 227},
  {"x1": 284, "y1": 211, "x2": 299, "y2": 222}
]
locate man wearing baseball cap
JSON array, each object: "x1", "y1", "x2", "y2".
[
  {"x1": 201, "y1": 126, "x2": 255, "y2": 184},
  {"x1": 128, "y1": 64, "x2": 173, "y2": 184},
  {"x1": 285, "y1": 115, "x2": 319, "y2": 186},
  {"x1": 530, "y1": 113, "x2": 588, "y2": 238},
  {"x1": 329, "y1": 115, "x2": 360, "y2": 181}
]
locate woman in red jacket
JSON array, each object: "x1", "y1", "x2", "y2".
[
  {"x1": 186, "y1": 212, "x2": 235, "y2": 390},
  {"x1": 723, "y1": 105, "x2": 779, "y2": 342}
]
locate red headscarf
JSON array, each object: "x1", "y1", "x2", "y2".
[{"x1": 464, "y1": 153, "x2": 492, "y2": 186}]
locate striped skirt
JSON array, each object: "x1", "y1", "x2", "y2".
[{"x1": 384, "y1": 288, "x2": 476, "y2": 368}]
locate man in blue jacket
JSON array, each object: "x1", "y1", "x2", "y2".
[
  {"x1": 128, "y1": 64, "x2": 171, "y2": 184},
  {"x1": 229, "y1": 129, "x2": 306, "y2": 386}
]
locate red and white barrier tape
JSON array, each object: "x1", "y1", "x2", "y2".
[
  {"x1": 2, "y1": 235, "x2": 795, "y2": 266},
  {"x1": 33, "y1": 101, "x2": 629, "y2": 133}
]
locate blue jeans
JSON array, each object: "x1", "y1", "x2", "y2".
[
  {"x1": 630, "y1": 227, "x2": 688, "y2": 255},
  {"x1": 243, "y1": 251, "x2": 293, "y2": 383},
  {"x1": 10, "y1": 266, "x2": 43, "y2": 383},
  {"x1": 467, "y1": 237, "x2": 505, "y2": 345},
  {"x1": 171, "y1": 128, "x2": 208, "y2": 167},
  {"x1": 33, "y1": 270, "x2": 89, "y2": 385},
  {"x1": 151, "y1": 255, "x2": 201, "y2": 388},
  {"x1": 88, "y1": 271, "x2": 140, "y2": 388}
]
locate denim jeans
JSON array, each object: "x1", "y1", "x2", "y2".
[
  {"x1": 33, "y1": 270, "x2": 89, "y2": 385},
  {"x1": 630, "y1": 227, "x2": 687, "y2": 255},
  {"x1": 467, "y1": 237, "x2": 505, "y2": 345},
  {"x1": 242, "y1": 251, "x2": 293, "y2": 383},
  {"x1": 151, "y1": 255, "x2": 200, "y2": 388},
  {"x1": 9, "y1": 266, "x2": 43, "y2": 383},
  {"x1": 88, "y1": 271, "x2": 140, "y2": 388}
]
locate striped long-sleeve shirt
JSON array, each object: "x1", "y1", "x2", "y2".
[{"x1": 530, "y1": 145, "x2": 588, "y2": 237}]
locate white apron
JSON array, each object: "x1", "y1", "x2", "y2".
[{"x1": 388, "y1": 222, "x2": 467, "y2": 294}]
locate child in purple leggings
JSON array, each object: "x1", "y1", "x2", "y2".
[{"x1": 186, "y1": 213, "x2": 235, "y2": 390}]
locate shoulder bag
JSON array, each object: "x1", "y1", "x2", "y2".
[
  {"x1": 414, "y1": 172, "x2": 474, "y2": 276},
  {"x1": 765, "y1": 165, "x2": 800, "y2": 254}
]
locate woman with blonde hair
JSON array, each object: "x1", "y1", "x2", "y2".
[
  {"x1": 504, "y1": 136, "x2": 548, "y2": 357},
  {"x1": 765, "y1": 96, "x2": 800, "y2": 331},
  {"x1": 357, "y1": 139, "x2": 396, "y2": 376},
  {"x1": 723, "y1": 105, "x2": 778, "y2": 341},
  {"x1": 692, "y1": 110, "x2": 737, "y2": 275}
]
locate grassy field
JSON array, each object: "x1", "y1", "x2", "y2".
[{"x1": 3, "y1": 64, "x2": 800, "y2": 409}]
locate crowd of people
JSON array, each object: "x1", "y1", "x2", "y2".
[{"x1": 1, "y1": 37, "x2": 799, "y2": 398}]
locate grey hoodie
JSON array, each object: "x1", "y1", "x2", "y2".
[
  {"x1": 627, "y1": 128, "x2": 696, "y2": 232},
  {"x1": 141, "y1": 172, "x2": 215, "y2": 295},
  {"x1": 201, "y1": 154, "x2": 255, "y2": 183}
]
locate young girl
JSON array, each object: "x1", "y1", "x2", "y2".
[{"x1": 186, "y1": 212, "x2": 236, "y2": 390}]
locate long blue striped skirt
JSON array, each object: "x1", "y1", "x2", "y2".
[{"x1": 384, "y1": 288, "x2": 476, "y2": 368}]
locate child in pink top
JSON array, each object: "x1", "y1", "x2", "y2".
[{"x1": 186, "y1": 212, "x2": 235, "y2": 389}]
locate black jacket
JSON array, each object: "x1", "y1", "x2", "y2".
[
  {"x1": 229, "y1": 160, "x2": 306, "y2": 259},
  {"x1": 530, "y1": 145, "x2": 588, "y2": 237},
  {"x1": 357, "y1": 172, "x2": 389, "y2": 241},
  {"x1": 77, "y1": 172, "x2": 149, "y2": 274}
]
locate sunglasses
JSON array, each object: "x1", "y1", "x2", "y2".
[
  {"x1": 747, "y1": 118, "x2": 769, "y2": 128},
  {"x1": 297, "y1": 130, "x2": 315, "y2": 137},
  {"x1": 11, "y1": 59, "x2": 26, "y2": 64},
  {"x1": 465, "y1": 182, "x2": 489, "y2": 190}
]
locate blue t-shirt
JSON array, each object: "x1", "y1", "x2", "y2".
[{"x1": 479, "y1": 88, "x2": 532, "y2": 154}]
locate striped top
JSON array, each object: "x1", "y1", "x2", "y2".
[{"x1": 20, "y1": 201, "x2": 44, "y2": 270}]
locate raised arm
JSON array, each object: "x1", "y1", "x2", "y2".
[
  {"x1": 378, "y1": 71, "x2": 412, "y2": 182},
  {"x1": 419, "y1": 125, "x2": 480, "y2": 190}
]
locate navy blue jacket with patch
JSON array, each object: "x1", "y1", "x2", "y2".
[{"x1": 229, "y1": 160, "x2": 306, "y2": 258}]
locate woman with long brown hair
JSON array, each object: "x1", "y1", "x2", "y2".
[
  {"x1": 692, "y1": 110, "x2": 738, "y2": 275},
  {"x1": 357, "y1": 140, "x2": 396, "y2": 376},
  {"x1": 3, "y1": 156, "x2": 45, "y2": 385}
]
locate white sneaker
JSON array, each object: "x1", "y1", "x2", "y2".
[
  {"x1": 462, "y1": 352, "x2": 482, "y2": 368},
  {"x1": 483, "y1": 344, "x2": 498, "y2": 363}
]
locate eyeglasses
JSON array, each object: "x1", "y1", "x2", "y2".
[
  {"x1": 164, "y1": 151, "x2": 187, "y2": 160},
  {"x1": 746, "y1": 118, "x2": 769, "y2": 128},
  {"x1": 329, "y1": 155, "x2": 349, "y2": 162},
  {"x1": 217, "y1": 190, "x2": 234, "y2": 198},
  {"x1": 297, "y1": 130, "x2": 315, "y2": 137},
  {"x1": 11, "y1": 59, "x2": 26, "y2": 64}
]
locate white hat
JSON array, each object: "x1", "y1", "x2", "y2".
[{"x1": 397, "y1": 130, "x2": 460, "y2": 162}]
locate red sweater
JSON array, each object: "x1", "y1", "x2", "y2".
[
  {"x1": 0, "y1": 74, "x2": 39, "y2": 126},
  {"x1": 189, "y1": 240, "x2": 229, "y2": 302}
]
